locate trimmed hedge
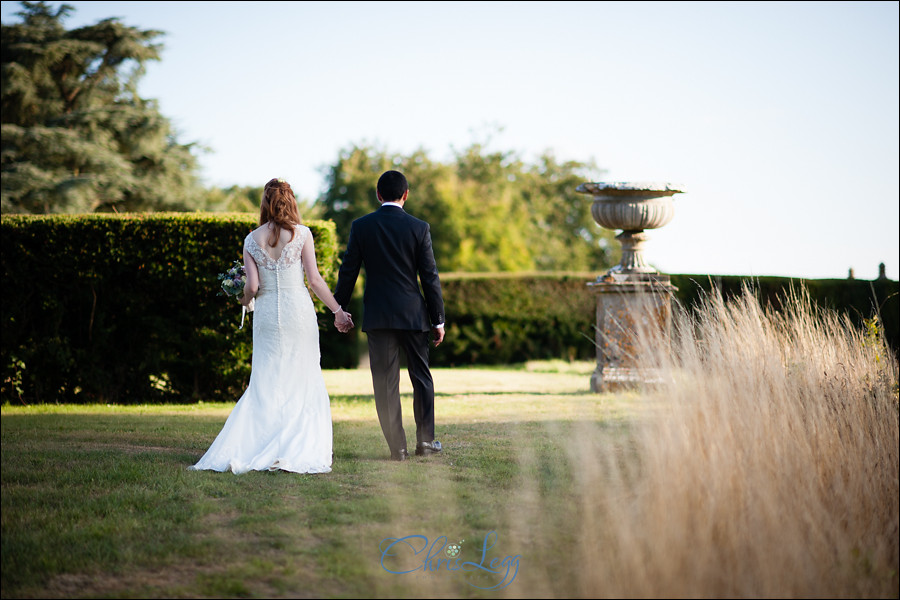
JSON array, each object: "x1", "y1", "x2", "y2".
[
  {"x1": 2, "y1": 213, "x2": 896, "y2": 404},
  {"x1": 431, "y1": 273, "x2": 597, "y2": 366},
  {"x1": 429, "y1": 272, "x2": 899, "y2": 367},
  {"x1": 669, "y1": 274, "x2": 899, "y2": 352},
  {"x1": 1, "y1": 213, "x2": 358, "y2": 404}
]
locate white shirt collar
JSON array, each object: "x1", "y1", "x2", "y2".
[{"x1": 381, "y1": 201, "x2": 403, "y2": 208}]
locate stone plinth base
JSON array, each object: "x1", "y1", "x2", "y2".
[
  {"x1": 588, "y1": 272, "x2": 677, "y2": 393},
  {"x1": 590, "y1": 367, "x2": 669, "y2": 393}
]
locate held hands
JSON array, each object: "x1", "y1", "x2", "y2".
[{"x1": 334, "y1": 308, "x2": 354, "y2": 333}]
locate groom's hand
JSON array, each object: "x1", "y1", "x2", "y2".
[{"x1": 431, "y1": 326, "x2": 444, "y2": 347}]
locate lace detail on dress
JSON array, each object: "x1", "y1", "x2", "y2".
[{"x1": 244, "y1": 225, "x2": 308, "y2": 271}]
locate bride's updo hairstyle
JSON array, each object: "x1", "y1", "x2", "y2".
[{"x1": 260, "y1": 178, "x2": 302, "y2": 247}]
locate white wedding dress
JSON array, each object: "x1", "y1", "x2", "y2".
[{"x1": 189, "y1": 225, "x2": 333, "y2": 474}]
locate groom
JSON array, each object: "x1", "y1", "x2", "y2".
[{"x1": 333, "y1": 170, "x2": 446, "y2": 462}]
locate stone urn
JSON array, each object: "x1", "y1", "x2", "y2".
[
  {"x1": 576, "y1": 182, "x2": 683, "y2": 392},
  {"x1": 576, "y1": 182, "x2": 683, "y2": 275}
]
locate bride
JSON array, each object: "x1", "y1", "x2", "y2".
[{"x1": 189, "y1": 178, "x2": 353, "y2": 474}]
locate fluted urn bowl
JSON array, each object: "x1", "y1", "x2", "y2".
[{"x1": 576, "y1": 182, "x2": 683, "y2": 274}]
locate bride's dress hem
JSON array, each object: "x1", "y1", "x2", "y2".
[{"x1": 187, "y1": 461, "x2": 332, "y2": 475}]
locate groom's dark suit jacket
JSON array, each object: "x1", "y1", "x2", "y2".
[{"x1": 334, "y1": 204, "x2": 444, "y2": 332}]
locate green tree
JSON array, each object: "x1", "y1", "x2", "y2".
[
  {"x1": 318, "y1": 143, "x2": 395, "y2": 235},
  {"x1": 520, "y1": 152, "x2": 620, "y2": 270},
  {"x1": 199, "y1": 185, "x2": 260, "y2": 213},
  {"x1": 318, "y1": 142, "x2": 617, "y2": 273},
  {"x1": 197, "y1": 183, "x2": 323, "y2": 219},
  {"x1": 1, "y1": 1, "x2": 202, "y2": 213}
]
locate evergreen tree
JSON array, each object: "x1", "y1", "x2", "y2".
[{"x1": 1, "y1": 1, "x2": 202, "y2": 213}]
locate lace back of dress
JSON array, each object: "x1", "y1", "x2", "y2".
[{"x1": 245, "y1": 226, "x2": 307, "y2": 272}]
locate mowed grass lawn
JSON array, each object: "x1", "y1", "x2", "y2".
[
  {"x1": 5, "y1": 290, "x2": 896, "y2": 599},
  {"x1": 2, "y1": 361, "x2": 643, "y2": 599}
]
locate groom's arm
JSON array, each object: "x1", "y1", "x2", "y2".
[
  {"x1": 417, "y1": 223, "x2": 444, "y2": 328},
  {"x1": 334, "y1": 223, "x2": 362, "y2": 309}
]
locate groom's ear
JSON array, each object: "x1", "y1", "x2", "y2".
[{"x1": 376, "y1": 191, "x2": 384, "y2": 204}]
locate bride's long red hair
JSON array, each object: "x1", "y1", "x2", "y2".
[{"x1": 259, "y1": 178, "x2": 302, "y2": 247}]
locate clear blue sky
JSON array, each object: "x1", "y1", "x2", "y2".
[{"x1": 3, "y1": 0, "x2": 898, "y2": 280}]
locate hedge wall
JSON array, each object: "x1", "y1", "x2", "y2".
[
  {"x1": 428, "y1": 272, "x2": 899, "y2": 367},
  {"x1": 1, "y1": 213, "x2": 358, "y2": 405},
  {"x1": 431, "y1": 273, "x2": 597, "y2": 366},
  {"x1": 668, "y1": 274, "x2": 899, "y2": 352},
  {"x1": 2, "y1": 213, "x2": 896, "y2": 404}
]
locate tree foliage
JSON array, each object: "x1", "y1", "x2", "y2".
[
  {"x1": 318, "y1": 143, "x2": 619, "y2": 272},
  {"x1": 1, "y1": 1, "x2": 202, "y2": 213},
  {"x1": 199, "y1": 185, "x2": 262, "y2": 213},
  {"x1": 197, "y1": 183, "x2": 324, "y2": 220},
  {"x1": 1, "y1": 0, "x2": 616, "y2": 273}
]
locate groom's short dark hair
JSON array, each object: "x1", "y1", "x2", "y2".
[{"x1": 377, "y1": 170, "x2": 408, "y2": 202}]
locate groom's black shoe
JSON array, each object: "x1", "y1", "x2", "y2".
[
  {"x1": 415, "y1": 440, "x2": 442, "y2": 456},
  {"x1": 391, "y1": 448, "x2": 409, "y2": 462}
]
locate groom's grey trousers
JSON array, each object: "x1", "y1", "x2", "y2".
[{"x1": 366, "y1": 329, "x2": 435, "y2": 453}]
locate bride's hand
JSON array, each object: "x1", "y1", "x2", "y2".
[{"x1": 334, "y1": 309, "x2": 353, "y2": 333}]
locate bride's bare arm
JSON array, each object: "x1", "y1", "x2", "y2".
[
  {"x1": 241, "y1": 249, "x2": 259, "y2": 307},
  {"x1": 301, "y1": 234, "x2": 353, "y2": 330}
]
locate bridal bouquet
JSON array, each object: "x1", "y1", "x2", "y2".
[
  {"x1": 218, "y1": 260, "x2": 246, "y2": 298},
  {"x1": 217, "y1": 260, "x2": 253, "y2": 328}
]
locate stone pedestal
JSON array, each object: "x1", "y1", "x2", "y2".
[
  {"x1": 575, "y1": 182, "x2": 684, "y2": 393},
  {"x1": 588, "y1": 272, "x2": 677, "y2": 392}
]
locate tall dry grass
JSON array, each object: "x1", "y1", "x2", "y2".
[{"x1": 564, "y1": 285, "x2": 899, "y2": 598}]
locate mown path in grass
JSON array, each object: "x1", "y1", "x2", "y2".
[{"x1": 1, "y1": 362, "x2": 643, "y2": 599}]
